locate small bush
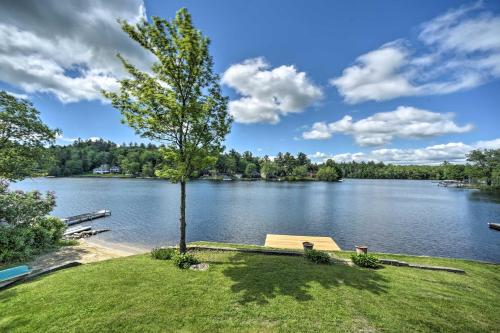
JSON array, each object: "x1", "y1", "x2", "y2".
[
  {"x1": 172, "y1": 252, "x2": 200, "y2": 269},
  {"x1": 32, "y1": 216, "x2": 66, "y2": 247},
  {"x1": 151, "y1": 247, "x2": 176, "y2": 260},
  {"x1": 351, "y1": 253, "x2": 380, "y2": 268},
  {"x1": 0, "y1": 217, "x2": 66, "y2": 263},
  {"x1": 59, "y1": 239, "x2": 79, "y2": 246},
  {"x1": 305, "y1": 249, "x2": 331, "y2": 264},
  {"x1": 0, "y1": 183, "x2": 64, "y2": 263}
]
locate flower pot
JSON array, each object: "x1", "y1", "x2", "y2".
[
  {"x1": 355, "y1": 245, "x2": 368, "y2": 254},
  {"x1": 303, "y1": 242, "x2": 314, "y2": 251}
]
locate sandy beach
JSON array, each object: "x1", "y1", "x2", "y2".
[{"x1": 27, "y1": 239, "x2": 149, "y2": 271}]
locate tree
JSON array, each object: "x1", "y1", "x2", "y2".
[
  {"x1": 0, "y1": 91, "x2": 59, "y2": 181},
  {"x1": 103, "y1": 9, "x2": 232, "y2": 253},
  {"x1": 441, "y1": 161, "x2": 465, "y2": 181},
  {"x1": 317, "y1": 166, "x2": 340, "y2": 182},
  {"x1": 467, "y1": 149, "x2": 500, "y2": 186},
  {"x1": 0, "y1": 93, "x2": 64, "y2": 263},
  {"x1": 291, "y1": 165, "x2": 308, "y2": 178},
  {"x1": 244, "y1": 163, "x2": 257, "y2": 178},
  {"x1": 260, "y1": 160, "x2": 278, "y2": 180},
  {"x1": 296, "y1": 152, "x2": 310, "y2": 167}
]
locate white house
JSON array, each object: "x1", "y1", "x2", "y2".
[{"x1": 93, "y1": 164, "x2": 110, "y2": 174}]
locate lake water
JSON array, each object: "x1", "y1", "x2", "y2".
[{"x1": 10, "y1": 178, "x2": 500, "y2": 263}]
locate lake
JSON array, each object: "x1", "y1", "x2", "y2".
[{"x1": 10, "y1": 178, "x2": 500, "y2": 263}]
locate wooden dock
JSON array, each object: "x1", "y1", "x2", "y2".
[
  {"x1": 265, "y1": 234, "x2": 341, "y2": 251},
  {"x1": 62, "y1": 210, "x2": 111, "y2": 226}
]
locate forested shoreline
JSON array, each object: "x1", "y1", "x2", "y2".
[{"x1": 44, "y1": 139, "x2": 500, "y2": 187}]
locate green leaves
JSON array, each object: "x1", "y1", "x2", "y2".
[
  {"x1": 103, "y1": 8, "x2": 231, "y2": 182},
  {"x1": 0, "y1": 91, "x2": 59, "y2": 181},
  {"x1": 467, "y1": 149, "x2": 500, "y2": 185},
  {"x1": 317, "y1": 165, "x2": 341, "y2": 182},
  {"x1": 0, "y1": 180, "x2": 56, "y2": 227}
]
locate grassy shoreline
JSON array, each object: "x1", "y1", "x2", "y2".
[{"x1": 1, "y1": 241, "x2": 498, "y2": 332}]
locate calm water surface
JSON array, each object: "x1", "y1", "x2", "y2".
[{"x1": 11, "y1": 178, "x2": 500, "y2": 262}]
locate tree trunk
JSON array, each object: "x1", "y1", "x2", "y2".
[{"x1": 179, "y1": 180, "x2": 187, "y2": 253}]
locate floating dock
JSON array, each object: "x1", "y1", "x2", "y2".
[
  {"x1": 489, "y1": 223, "x2": 500, "y2": 231},
  {"x1": 63, "y1": 226, "x2": 92, "y2": 236},
  {"x1": 438, "y1": 180, "x2": 465, "y2": 187},
  {"x1": 265, "y1": 234, "x2": 341, "y2": 251},
  {"x1": 62, "y1": 210, "x2": 111, "y2": 226}
]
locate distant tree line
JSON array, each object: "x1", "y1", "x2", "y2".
[
  {"x1": 44, "y1": 139, "x2": 500, "y2": 187},
  {"x1": 45, "y1": 141, "x2": 342, "y2": 181},
  {"x1": 47, "y1": 140, "x2": 163, "y2": 177}
]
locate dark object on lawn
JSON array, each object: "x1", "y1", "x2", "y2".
[
  {"x1": 302, "y1": 241, "x2": 314, "y2": 250},
  {"x1": 304, "y1": 249, "x2": 331, "y2": 264},
  {"x1": 488, "y1": 223, "x2": 500, "y2": 231},
  {"x1": 151, "y1": 248, "x2": 176, "y2": 260},
  {"x1": 355, "y1": 245, "x2": 368, "y2": 254},
  {"x1": 351, "y1": 253, "x2": 380, "y2": 268},
  {"x1": 379, "y1": 259, "x2": 465, "y2": 273}
]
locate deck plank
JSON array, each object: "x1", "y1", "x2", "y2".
[{"x1": 265, "y1": 234, "x2": 341, "y2": 251}]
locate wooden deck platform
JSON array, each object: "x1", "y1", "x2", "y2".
[{"x1": 265, "y1": 234, "x2": 341, "y2": 251}]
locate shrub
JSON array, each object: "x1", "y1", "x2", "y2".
[
  {"x1": 351, "y1": 253, "x2": 380, "y2": 268},
  {"x1": 0, "y1": 182, "x2": 64, "y2": 263},
  {"x1": 0, "y1": 217, "x2": 65, "y2": 263},
  {"x1": 172, "y1": 252, "x2": 200, "y2": 269},
  {"x1": 305, "y1": 249, "x2": 331, "y2": 264},
  {"x1": 151, "y1": 247, "x2": 176, "y2": 260},
  {"x1": 32, "y1": 217, "x2": 66, "y2": 247},
  {"x1": 316, "y1": 165, "x2": 341, "y2": 181},
  {"x1": 59, "y1": 239, "x2": 79, "y2": 246},
  {"x1": 0, "y1": 226, "x2": 33, "y2": 262}
]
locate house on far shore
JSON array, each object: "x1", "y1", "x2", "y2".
[
  {"x1": 93, "y1": 164, "x2": 110, "y2": 174},
  {"x1": 110, "y1": 166, "x2": 121, "y2": 174}
]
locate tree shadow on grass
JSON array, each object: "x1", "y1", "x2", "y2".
[
  {"x1": 0, "y1": 316, "x2": 30, "y2": 332},
  {"x1": 221, "y1": 252, "x2": 389, "y2": 304},
  {"x1": 0, "y1": 290, "x2": 31, "y2": 331}
]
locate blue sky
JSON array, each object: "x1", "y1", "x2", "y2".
[{"x1": 0, "y1": 0, "x2": 499, "y2": 164}]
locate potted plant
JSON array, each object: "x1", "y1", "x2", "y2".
[
  {"x1": 303, "y1": 242, "x2": 314, "y2": 251},
  {"x1": 355, "y1": 245, "x2": 368, "y2": 254}
]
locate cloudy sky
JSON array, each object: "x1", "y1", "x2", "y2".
[{"x1": 1, "y1": 0, "x2": 499, "y2": 164}]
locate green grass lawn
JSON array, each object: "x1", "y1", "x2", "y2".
[{"x1": 1, "y1": 246, "x2": 499, "y2": 332}]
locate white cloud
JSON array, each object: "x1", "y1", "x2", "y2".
[
  {"x1": 56, "y1": 134, "x2": 102, "y2": 145},
  {"x1": 222, "y1": 58, "x2": 323, "y2": 124},
  {"x1": 331, "y1": 2, "x2": 500, "y2": 103},
  {"x1": 0, "y1": 0, "x2": 152, "y2": 103},
  {"x1": 302, "y1": 106, "x2": 473, "y2": 146},
  {"x1": 330, "y1": 42, "x2": 420, "y2": 103},
  {"x1": 55, "y1": 134, "x2": 77, "y2": 144},
  {"x1": 4, "y1": 90, "x2": 29, "y2": 100},
  {"x1": 475, "y1": 138, "x2": 500, "y2": 149},
  {"x1": 418, "y1": 2, "x2": 500, "y2": 53},
  {"x1": 309, "y1": 138, "x2": 500, "y2": 165}
]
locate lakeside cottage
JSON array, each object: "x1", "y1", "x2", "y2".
[
  {"x1": 93, "y1": 165, "x2": 121, "y2": 175},
  {"x1": 93, "y1": 164, "x2": 110, "y2": 174}
]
